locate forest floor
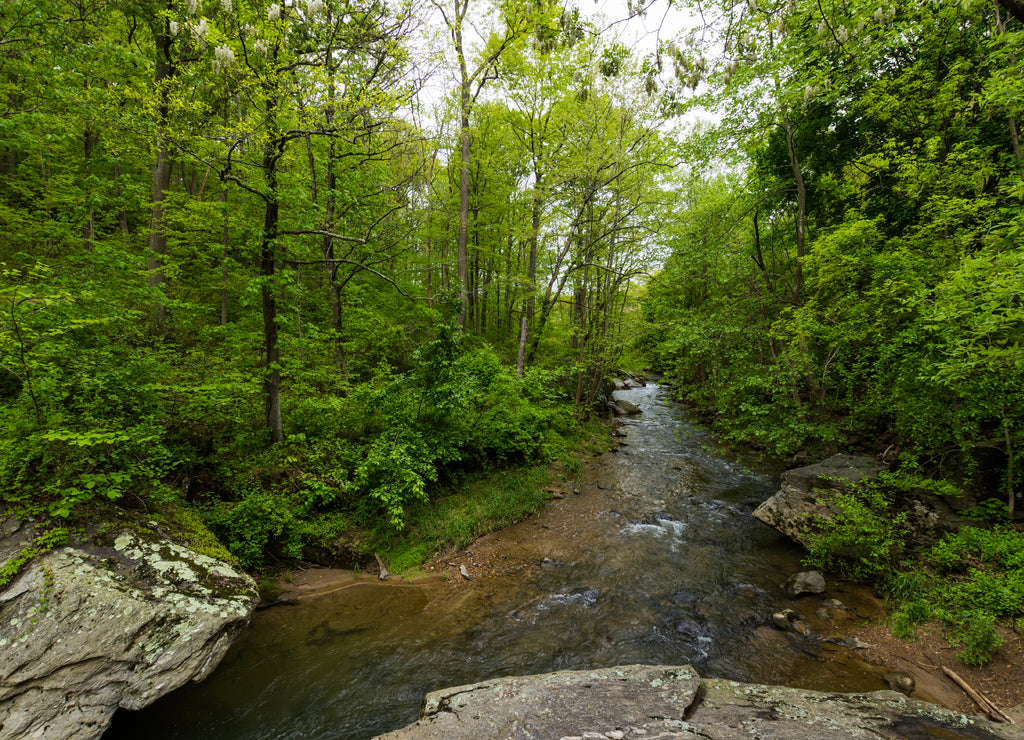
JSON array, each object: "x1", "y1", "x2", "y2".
[{"x1": 849, "y1": 620, "x2": 1024, "y2": 722}]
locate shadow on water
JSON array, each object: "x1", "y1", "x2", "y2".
[{"x1": 105, "y1": 385, "x2": 891, "y2": 740}]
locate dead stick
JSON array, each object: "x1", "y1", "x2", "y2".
[
  {"x1": 374, "y1": 553, "x2": 390, "y2": 581},
  {"x1": 942, "y1": 666, "x2": 1014, "y2": 723}
]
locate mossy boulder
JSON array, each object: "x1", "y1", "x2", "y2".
[{"x1": 0, "y1": 517, "x2": 257, "y2": 740}]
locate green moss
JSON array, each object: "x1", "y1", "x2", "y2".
[
  {"x1": 157, "y1": 504, "x2": 238, "y2": 565},
  {"x1": 0, "y1": 526, "x2": 69, "y2": 589}
]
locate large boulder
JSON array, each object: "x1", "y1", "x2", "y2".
[
  {"x1": 0, "y1": 518, "x2": 258, "y2": 740},
  {"x1": 614, "y1": 399, "x2": 642, "y2": 416},
  {"x1": 375, "y1": 664, "x2": 1023, "y2": 739},
  {"x1": 753, "y1": 454, "x2": 885, "y2": 548}
]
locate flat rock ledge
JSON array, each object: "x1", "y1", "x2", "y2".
[
  {"x1": 0, "y1": 520, "x2": 258, "y2": 740},
  {"x1": 376, "y1": 664, "x2": 1024, "y2": 740}
]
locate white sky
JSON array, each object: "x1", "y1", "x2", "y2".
[{"x1": 579, "y1": 0, "x2": 696, "y2": 52}]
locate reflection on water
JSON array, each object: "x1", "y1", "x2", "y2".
[{"x1": 105, "y1": 385, "x2": 887, "y2": 740}]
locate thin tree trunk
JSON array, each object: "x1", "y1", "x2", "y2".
[
  {"x1": 113, "y1": 163, "x2": 130, "y2": 238},
  {"x1": 147, "y1": 16, "x2": 174, "y2": 316},
  {"x1": 782, "y1": 115, "x2": 806, "y2": 304},
  {"x1": 220, "y1": 182, "x2": 229, "y2": 325},
  {"x1": 83, "y1": 126, "x2": 96, "y2": 250},
  {"x1": 457, "y1": 77, "x2": 471, "y2": 327},
  {"x1": 516, "y1": 302, "x2": 528, "y2": 377},
  {"x1": 261, "y1": 79, "x2": 284, "y2": 443},
  {"x1": 425, "y1": 236, "x2": 434, "y2": 308}
]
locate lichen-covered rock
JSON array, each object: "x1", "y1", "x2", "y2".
[
  {"x1": 0, "y1": 521, "x2": 257, "y2": 740},
  {"x1": 753, "y1": 454, "x2": 885, "y2": 548},
  {"x1": 375, "y1": 664, "x2": 1024, "y2": 739}
]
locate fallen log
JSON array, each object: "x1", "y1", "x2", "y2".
[{"x1": 941, "y1": 666, "x2": 1013, "y2": 724}]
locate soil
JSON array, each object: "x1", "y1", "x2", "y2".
[{"x1": 849, "y1": 620, "x2": 1024, "y2": 723}]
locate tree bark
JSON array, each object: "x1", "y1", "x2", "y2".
[
  {"x1": 220, "y1": 182, "x2": 229, "y2": 325},
  {"x1": 457, "y1": 74, "x2": 471, "y2": 327},
  {"x1": 147, "y1": 14, "x2": 174, "y2": 315},
  {"x1": 261, "y1": 82, "x2": 285, "y2": 443},
  {"x1": 782, "y1": 115, "x2": 806, "y2": 304},
  {"x1": 997, "y1": 0, "x2": 1024, "y2": 24}
]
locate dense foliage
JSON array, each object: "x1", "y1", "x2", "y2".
[
  {"x1": 0, "y1": 0, "x2": 672, "y2": 573},
  {"x1": 640, "y1": 0, "x2": 1024, "y2": 519},
  {"x1": 3, "y1": 0, "x2": 1023, "y2": 670}
]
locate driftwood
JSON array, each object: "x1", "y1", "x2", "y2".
[
  {"x1": 941, "y1": 666, "x2": 1014, "y2": 724},
  {"x1": 374, "y1": 552, "x2": 390, "y2": 581}
]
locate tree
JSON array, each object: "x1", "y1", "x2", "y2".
[{"x1": 431, "y1": 0, "x2": 551, "y2": 328}]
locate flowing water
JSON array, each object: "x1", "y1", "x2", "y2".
[{"x1": 105, "y1": 384, "x2": 892, "y2": 740}]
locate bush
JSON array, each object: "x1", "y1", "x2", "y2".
[
  {"x1": 880, "y1": 526, "x2": 1024, "y2": 660},
  {"x1": 952, "y1": 611, "x2": 1003, "y2": 667},
  {"x1": 803, "y1": 483, "x2": 909, "y2": 580}
]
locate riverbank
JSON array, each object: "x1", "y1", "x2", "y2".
[{"x1": 271, "y1": 443, "x2": 1024, "y2": 726}]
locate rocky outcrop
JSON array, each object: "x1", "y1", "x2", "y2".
[
  {"x1": 752, "y1": 454, "x2": 885, "y2": 548},
  {"x1": 376, "y1": 664, "x2": 1023, "y2": 739},
  {"x1": 752, "y1": 454, "x2": 972, "y2": 549},
  {"x1": 0, "y1": 519, "x2": 258, "y2": 740}
]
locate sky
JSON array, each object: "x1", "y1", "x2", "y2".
[
  {"x1": 405, "y1": 0, "x2": 711, "y2": 135},
  {"x1": 579, "y1": 0, "x2": 696, "y2": 53}
]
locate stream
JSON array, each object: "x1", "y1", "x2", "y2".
[{"x1": 105, "y1": 384, "x2": 892, "y2": 740}]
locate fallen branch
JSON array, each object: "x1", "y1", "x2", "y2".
[
  {"x1": 374, "y1": 553, "x2": 390, "y2": 581},
  {"x1": 942, "y1": 666, "x2": 1014, "y2": 723}
]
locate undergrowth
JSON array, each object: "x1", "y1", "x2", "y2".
[{"x1": 804, "y1": 470, "x2": 1024, "y2": 667}]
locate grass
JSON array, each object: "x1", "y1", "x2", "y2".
[
  {"x1": 371, "y1": 418, "x2": 611, "y2": 576},
  {"x1": 373, "y1": 463, "x2": 552, "y2": 575},
  {"x1": 879, "y1": 525, "x2": 1024, "y2": 665}
]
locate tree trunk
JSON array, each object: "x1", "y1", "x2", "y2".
[
  {"x1": 998, "y1": 0, "x2": 1024, "y2": 24},
  {"x1": 113, "y1": 163, "x2": 130, "y2": 238},
  {"x1": 147, "y1": 17, "x2": 174, "y2": 314},
  {"x1": 82, "y1": 126, "x2": 96, "y2": 250},
  {"x1": 261, "y1": 177, "x2": 284, "y2": 443},
  {"x1": 262, "y1": 83, "x2": 284, "y2": 442},
  {"x1": 457, "y1": 78, "x2": 471, "y2": 327},
  {"x1": 220, "y1": 182, "x2": 229, "y2": 325},
  {"x1": 782, "y1": 115, "x2": 806, "y2": 304}
]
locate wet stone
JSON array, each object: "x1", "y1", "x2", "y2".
[
  {"x1": 786, "y1": 570, "x2": 827, "y2": 597},
  {"x1": 772, "y1": 608, "x2": 801, "y2": 630}
]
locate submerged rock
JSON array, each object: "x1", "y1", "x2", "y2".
[
  {"x1": 375, "y1": 664, "x2": 1022, "y2": 739},
  {"x1": 786, "y1": 570, "x2": 827, "y2": 597},
  {"x1": 0, "y1": 519, "x2": 257, "y2": 740},
  {"x1": 772, "y1": 608, "x2": 802, "y2": 630},
  {"x1": 614, "y1": 399, "x2": 642, "y2": 416}
]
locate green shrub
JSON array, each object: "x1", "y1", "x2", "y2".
[
  {"x1": 803, "y1": 483, "x2": 909, "y2": 580},
  {"x1": 203, "y1": 488, "x2": 302, "y2": 569},
  {"x1": 952, "y1": 611, "x2": 1003, "y2": 667}
]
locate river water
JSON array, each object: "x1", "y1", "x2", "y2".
[{"x1": 105, "y1": 384, "x2": 891, "y2": 740}]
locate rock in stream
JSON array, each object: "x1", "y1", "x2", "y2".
[{"x1": 0, "y1": 518, "x2": 258, "y2": 740}]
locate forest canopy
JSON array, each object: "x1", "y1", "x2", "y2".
[{"x1": 0, "y1": 0, "x2": 1021, "y2": 570}]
